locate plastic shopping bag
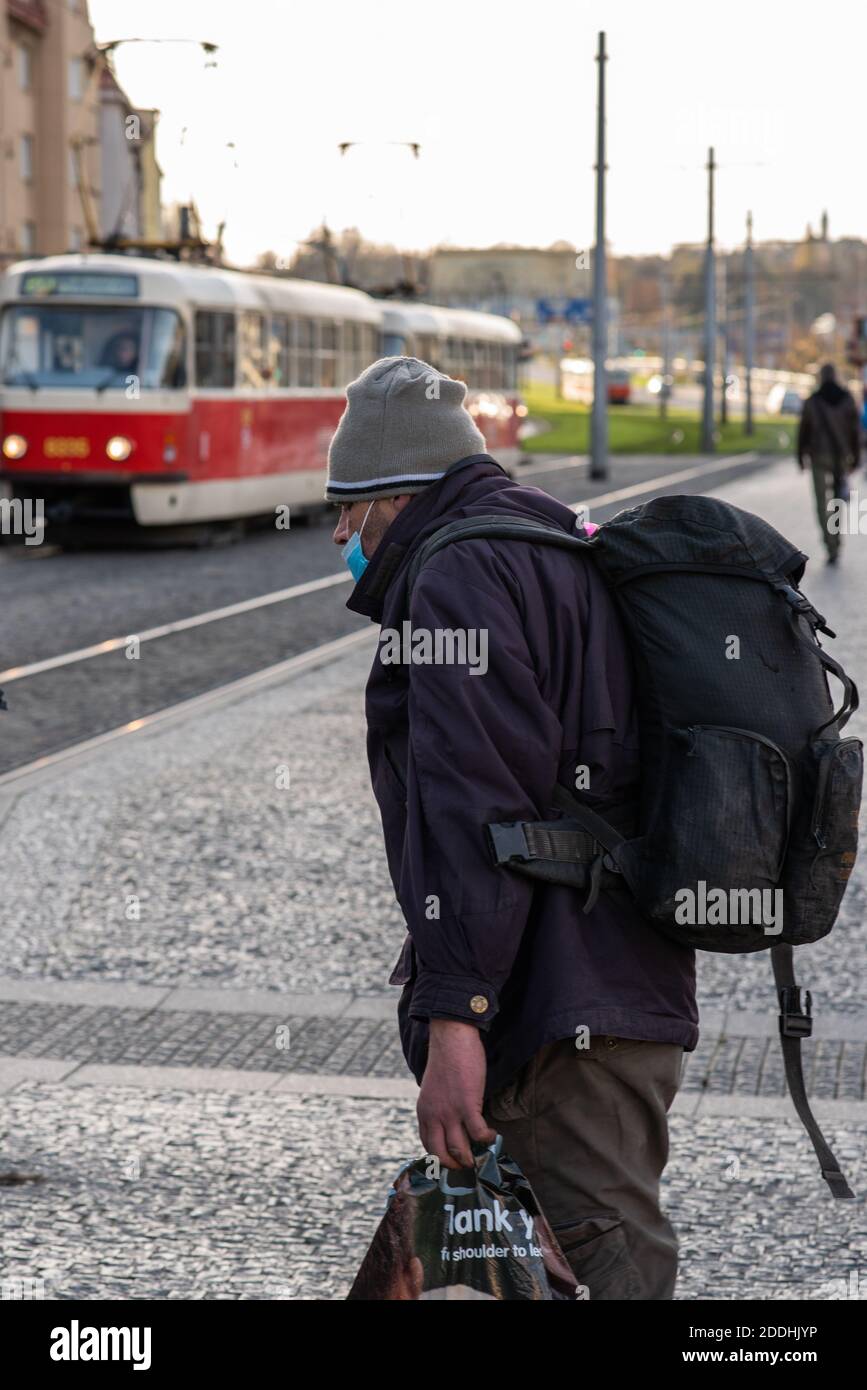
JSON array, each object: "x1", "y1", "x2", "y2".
[{"x1": 346, "y1": 1135, "x2": 579, "y2": 1300}]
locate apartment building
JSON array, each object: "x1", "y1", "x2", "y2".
[
  {"x1": 1, "y1": 0, "x2": 161, "y2": 269},
  {"x1": 0, "y1": 0, "x2": 103, "y2": 266}
]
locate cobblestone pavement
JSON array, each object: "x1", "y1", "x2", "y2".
[
  {"x1": 1, "y1": 457, "x2": 866, "y2": 1301},
  {"x1": 0, "y1": 993, "x2": 865, "y2": 1098},
  {"x1": 0, "y1": 1083, "x2": 864, "y2": 1301}
]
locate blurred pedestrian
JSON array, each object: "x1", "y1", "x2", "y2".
[{"x1": 797, "y1": 363, "x2": 861, "y2": 564}]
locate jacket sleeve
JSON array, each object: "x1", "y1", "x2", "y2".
[
  {"x1": 395, "y1": 546, "x2": 567, "y2": 1031},
  {"x1": 846, "y1": 395, "x2": 862, "y2": 464}
]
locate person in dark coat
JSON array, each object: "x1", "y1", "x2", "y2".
[
  {"x1": 327, "y1": 355, "x2": 698, "y2": 1299},
  {"x1": 797, "y1": 362, "x2": 861, "y2": 563}
]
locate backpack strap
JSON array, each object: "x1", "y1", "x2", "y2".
[
  {"x1": 404, "y1": 513, "x2": 632, "y2": 912},
  {"x1": 772, "y1": 583, "x2": 860, "y2": 733},
  {"x1": 771, "y1": 943, "x2": 855, "y2": 1199},
  {"x1": 403, "y1": 511, "x2": 593, "y2": 606}
]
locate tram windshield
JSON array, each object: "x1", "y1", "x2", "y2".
[{"x1": 0, "y1": 305, "x2": 186, "y2": 390}]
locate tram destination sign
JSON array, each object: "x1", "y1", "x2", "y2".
[{"x1": 20, "y1": 271, "x2": 140, "y2": 299}]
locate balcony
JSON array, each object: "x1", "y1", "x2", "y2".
[{"x1": 8, "y1": 0, "x2": 48, "y2": 34}]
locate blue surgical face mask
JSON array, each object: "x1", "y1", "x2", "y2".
[{"x1": 341, "y1": 500, "x2": 376, "y2": 582}]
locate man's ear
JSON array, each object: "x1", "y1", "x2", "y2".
[{"x1": 392, "y1": 494, "x2": 414, "y2": 515}]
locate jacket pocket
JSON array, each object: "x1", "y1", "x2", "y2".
[{"x1": 621, "y1": 724, "x2": 792, "y2": 943}]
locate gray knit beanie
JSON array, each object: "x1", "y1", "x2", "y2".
[{"x1": 325, "y1": 356, "x2": 487, "y2": 503}]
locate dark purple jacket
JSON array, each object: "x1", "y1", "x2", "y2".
[{"x1": 346, "y1": 454, "x2": 698, "y2": 1097}]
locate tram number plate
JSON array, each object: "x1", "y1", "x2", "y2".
[{"x1": 44, "y1": 437, "x2": 90, "y2": 459}]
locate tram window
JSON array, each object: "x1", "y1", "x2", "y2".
[
  {"x1": 148, "y1": 310, "x2": 187, "y2": 388},
  {"x1": 342, "y1": 322, "x2": 359, "y2": 382},
  {"x1": 270, "y1": 314, "x2": 290, "y2": 387},
  {"x1": 417, "y1": 334, "x2": 438, "y2": 370},
  {"x1": 297, "y1": 318, "x2": 315, "y2": 386},
  {"x1": 194, "y1": 310, "x2": 235, "y2": 388},
  {"x1": 239, "y1": 311, "x2": 268, "y2": 389},
  {"x1": 294, "y1": 318, "x2": 315, "y2": 387},
  {"x1": 475, "y1": 341, "x2": 490, "y2": 388},
  {"x1": 0, "y1": 303, "x2": 186, "y2": 389},
  {"x1": 318, "y1": 320, "x2": 339, "y2": 388}
]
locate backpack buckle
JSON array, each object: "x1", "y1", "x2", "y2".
[
  {"x1": 487, "y1": 822, "x2": 530, "y2": 865},
  {"x1": 779, "y1": 986, "x2": 813, "y2": 1038}
]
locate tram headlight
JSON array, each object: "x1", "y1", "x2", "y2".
[
  {"x1": 2, "y1": 434, "x2": 27, "y2": 459},
  {"x1": 106, "y1": 435, "x2": 132, "y2": 462}
]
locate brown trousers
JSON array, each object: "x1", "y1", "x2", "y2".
[{"x1": 482, "y1": 1034, "x2": 684, "y2": 1300}]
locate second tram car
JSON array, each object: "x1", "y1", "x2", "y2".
[{"x1": 380, "y1": 301, "x2": 525, "y2": 469}]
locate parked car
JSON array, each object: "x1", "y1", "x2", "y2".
[
  {"x1": 607, "y1": 368, "x2": 631, "y2": 404},
  {"x1": 766, "y1": 383, "x2": 803, "y2": 417}
]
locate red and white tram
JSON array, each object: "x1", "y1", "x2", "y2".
[
  {"x1": 0, "y1": 254, "x2": 525, "y2": 529},
  {"x1": 380, "y1": 301, "x2": 525, "y2": 469}
]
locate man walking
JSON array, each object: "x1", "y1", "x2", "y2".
[
  {"x1": 328, "y1": 356, "x2": 698, "y2": 1299},
  {"x1": 797, "y1": 362, "x2": 861, "y2": 563}
]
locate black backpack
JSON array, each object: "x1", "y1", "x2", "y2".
[{"x1": 404, "y1": 494, "x2": 863, "y2": 1200}]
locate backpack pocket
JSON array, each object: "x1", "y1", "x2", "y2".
[
  {"x1": 782, "y1": 738, "x2": 863, "y2": 944},
  {"x1": 619, "y1": 723, "x2": 792, "y2": 949}
]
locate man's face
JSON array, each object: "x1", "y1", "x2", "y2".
[{"x1": 331, "y1": 495, "x2": 413, "y2": 557}]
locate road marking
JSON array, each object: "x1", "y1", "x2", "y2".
[
  {"x1": 0, "y1": 569, "x2": 352, "y2": 684},
  {"x1": 0, "y1": 626, "x2": 375, "y2": 790},
  {"x1": 569, "y1": 451, "x2": 760, "y2": 512},
  {"x1": 516, "y1": 453, "x2": 589, "y2": 477}
]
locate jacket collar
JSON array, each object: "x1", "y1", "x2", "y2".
[{"x1": 345, "y1": 454, "x2": 505, "y2": 621}]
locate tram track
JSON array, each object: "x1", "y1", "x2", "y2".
[{"x1": 0, "y1": 450, "x2": 767, "y2": 781}]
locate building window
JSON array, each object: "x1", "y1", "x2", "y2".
[
  {"x1": 20, "y1": 222, "x2": 36, "y2": 255},
  {"x1": 20, "y1": 134, "x2": 34, "y2": 183},
  {"x1": 70, "y1": 227, "x2": 82, "y2": 251},
  {"x1": 194, "y1": 310, "x2": 236, "y2": 388},
  {"x1": 239, "y1": 311, "x2": 267, "y2": 388},
  {"x1": 69, "y1": 57, "x2": 84, "y2": 102},
  {"x1": 18, "y1": 46, "x2": 32, "y2": 91}
]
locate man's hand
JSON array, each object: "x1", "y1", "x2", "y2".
[{"x1": 417, "y1": 1019, "x2": 497, "y2": 1171}]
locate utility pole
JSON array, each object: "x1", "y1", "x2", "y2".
[
  {"x1": 744, "y1": 210, "x2": 755, "y2": 435},
  {"x1": 719, "y1": 255, "x2": 729, "y2": 426},
  {"x1": 660, "y1": 270, "x2": 672, "y2": 421},
  {"x1": 701, "y1": 146, "x2": 716, "y2": 453},
  {"x1": 590, "y1": 30, "x2": 609, "y2": 480}
]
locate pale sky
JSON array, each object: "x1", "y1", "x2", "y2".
[{"x1": 88, "y1": 0, "x2": 867, "y2": 267}]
